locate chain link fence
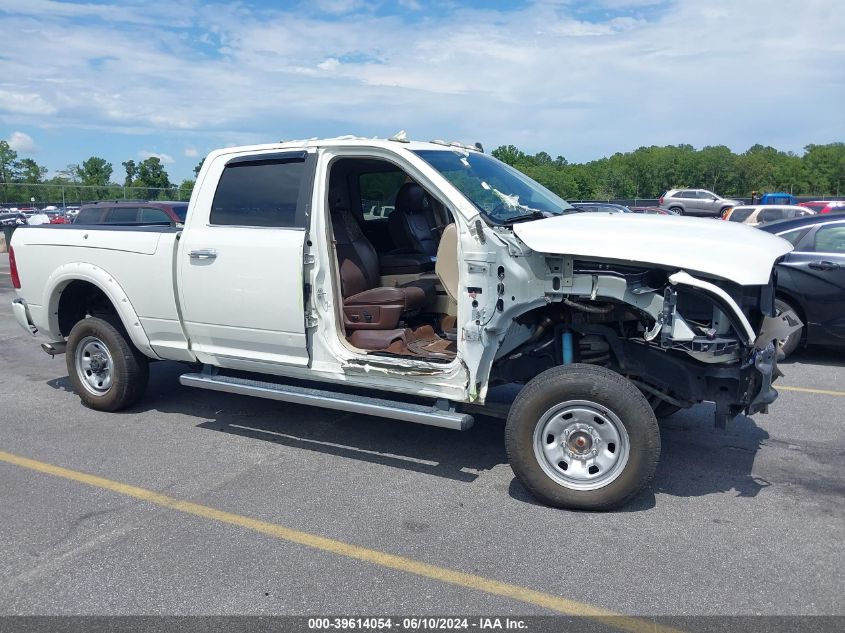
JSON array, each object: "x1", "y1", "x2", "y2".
[{"x1": 0, "y1": 182, "x2": 192, "y2": 210}]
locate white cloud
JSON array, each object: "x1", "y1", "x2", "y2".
[
  {"x1": 139, "y1": 150, "x2": 174, "y2": 164},
  {"x1": 0, "y1": 0, "x2": 842, "y2": 166},
  {"x1": 0, "y1": 90, "x2": 57, "y2": 115},
  {"x1": 317, "y1": 57, "x2": 340, "y2": 71},
  {"x1": 7, "y1": 131, "x2": 38, "y2": 153},
  {"x1": 183, "y1": 146, "x2": 199, "y2": 157}
]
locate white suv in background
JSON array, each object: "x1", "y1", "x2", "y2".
[{"x1": 659, "y1": 188, "x2": 742, "y2": 217}]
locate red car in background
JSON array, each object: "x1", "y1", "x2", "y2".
[
  {"x1": 798, "y1": 200, "x2": 845, "y2": 214},
  {"x1": 48, "y1": 212, "x2": 69, "y2": 224}
]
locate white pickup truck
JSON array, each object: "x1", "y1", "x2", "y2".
[{"x1": 9, "y1": 136, "x2": 797, "y2": 510}]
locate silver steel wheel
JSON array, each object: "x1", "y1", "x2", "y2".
[
  {"x1": 74, "y1": 336, "x2": 114, "y2": 395},
  {"x1": 532, "y1": 399, "x2": 630, "y2": 491}
]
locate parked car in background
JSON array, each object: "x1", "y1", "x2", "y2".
[
  {"x1": 758, "y1": 215, "x2": 845, "y2": 358},
  {"x1": 571, "y1": 203, "x2": 630, "y2": 214},
  {"x1": 629, "y1": 206, "x2": 673, "y2": 215},
  {"x1": 798, "y1": 200, "x2": 845, "y2": 215},
  {"x1": 759, "y1": 192, "x2": 797, "y2": 205},
  {"x1": 658, "y1": 189, "x2": 741, "y2": 217},
  {"x1": 47, "y1": 211, "x2": 69, "y2": 224},
  {"x1": 25, "y1": 212, "x2": 50, "y2": 226},
  {"x1": 0, "y1": 212, "x2": 27, "y2": 226},
  {"x1": 723, "y1": 205, "x2": 815, "y2": 226},
  {"x1": 74, "y1": 201, "x2": 188, "y2": 225}
]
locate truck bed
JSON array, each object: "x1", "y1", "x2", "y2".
[{"x1": 10, "y1": 225, "x2": 186, "y2": 361}]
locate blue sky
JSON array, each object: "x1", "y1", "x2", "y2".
[{"x1": 1, "y1": 0, "x2": 843, "y2": 183}]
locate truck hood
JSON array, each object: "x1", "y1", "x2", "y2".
[{"x1": 512, "y1": 213, "x2": 792, "y2": 286}]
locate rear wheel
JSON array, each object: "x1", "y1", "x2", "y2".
[
  {"x1": 774, "y1": 298, "x2": 802, "y2": 359},
  {"x1": 505, "y1": 364, "x2": 660, "y2": 510},
  {"x1": 66, "y1": 316, "x2": 149, "y2": 411},
  {"x1": 669, "y1": 206, "x2": 684, "y2": 216}
]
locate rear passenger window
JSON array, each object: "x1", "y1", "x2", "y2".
[
  {"x1": 75, "y1": 208, "x2": 104, "y2": 224},
  {"x1": 814, "y1": 225, "x2": 845, "y2": 253},
  {"x1": 139, "y1": 208, "x2": 172, "y2": 224},
  {"x1": 729, "y1": 208, "x2": 754, "y2": 222},
  {"x1": 211, "y1": 159, "x2": 305, "y2": 227},
  {"x1": 759, "y1": 208, "x2": 785, "y2": 223},
  {"x1": 105, "y1": 207, "x2": 139, "y2": 223}
]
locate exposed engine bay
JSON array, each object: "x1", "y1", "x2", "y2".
[{"x1": 488, "y1": 257, "x2": 800, "y2": 428}]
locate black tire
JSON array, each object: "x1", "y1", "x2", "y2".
[
  {"x1": 66, "y1": 316, "x2": 149, "y2": 411},
  {"x1": 774, "y1": 298, "x2": 802, "y2": 359},
  {"x1": 669, "y1": 206, "x2": 684, "y2": 216},
  {"x1": 505, "y1": 364, "x2": 660, "y2": 511}
]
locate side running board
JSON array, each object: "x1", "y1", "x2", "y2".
[{"x1": 179, "y1": 371, "x2": 474, "y2": 431}]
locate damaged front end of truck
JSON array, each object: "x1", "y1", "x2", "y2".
[{"x1": 478, "y1": 215, "x2": 800, "y2": 429}]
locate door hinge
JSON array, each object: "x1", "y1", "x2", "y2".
[
  {"x1": 303, "y1": 253, "x2": 316, "y2": 265},
  {"x1": 305, "y1": 310, "x2": 319, "y2": 328}
]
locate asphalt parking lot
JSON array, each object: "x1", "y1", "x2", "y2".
[{"x1": 0, "y1": 253, "x2": 843, "y2": 624}]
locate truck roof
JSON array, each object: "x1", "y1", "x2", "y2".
[{"x1": 210, "y1": 135, "x2": 484, "y2": 157}]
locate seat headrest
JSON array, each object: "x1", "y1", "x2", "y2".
[{"x1": 395, "y1": 183, "x2": 431, "y2": 215}]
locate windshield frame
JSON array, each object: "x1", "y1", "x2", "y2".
[{"x1": 411, "y1": 149, "x2": 574, "y2": 225}]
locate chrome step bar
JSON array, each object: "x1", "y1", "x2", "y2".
[{"x1": 179, "y1": 372, "x2": 474, "y2": 431}]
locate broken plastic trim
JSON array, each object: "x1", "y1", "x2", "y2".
[{"x1": 667, "y1": 271, "x2": 757, "y2": 345}]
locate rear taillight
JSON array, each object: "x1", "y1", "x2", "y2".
[
  {"x1": 658, "y1": 196, "x2": 664, "y2": 205},
  {"x1": 9, "y1": 245, "x2": 21, "y2": 289}
]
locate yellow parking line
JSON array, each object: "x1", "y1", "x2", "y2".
[
  {"x1": 0, "y1": 449, "x2": 682, "y2": 633},
  {"x1": 779, "y1": 386, "x2": 845, "y2": 397}
]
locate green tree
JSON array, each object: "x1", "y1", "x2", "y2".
[
  {"x1": 0, "y1": 140, "x2": 18, "y2": 203},
  {"x1": 78, "y1": 156, "x2": 113, "y2": 186},
  {"x1": 122, "y1": 160, "x2": 137, "y2": 187},
  {"x1": 491, "y1": 144, "x2": 526, "y2": 166},
  {"x1": 803, "y1": 143, "x2": 845, "y2": 196},
  {"x1": 135, "y1": 157, "x2": 171, "y2": 199},
  {"x1": 178, "y1": 179, "x2": 195, "y2": 200},
  {"x1": 193, "y1": 158, "x2": 205, "y2": 177}
]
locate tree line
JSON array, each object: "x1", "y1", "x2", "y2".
[
  {"x1": 2, "y1": 139, "x2": 843, "y2": 206},
  {"x1": 491, "y1": 142, "x2": 845, "y2": 200},
  {"x1": 0, "y1": 140, "x2": 203, "y2": 205}
]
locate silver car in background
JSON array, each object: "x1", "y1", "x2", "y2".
[{"x1": 659, "y1": 188, "x2": 742, "y2": 217}]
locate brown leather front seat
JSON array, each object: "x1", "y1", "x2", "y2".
[
  {"x1": 331, "y1": 199, "x2": 428, "y2": 331},
  {"x1": 388, "y1": 182, "x2": 440, "y2": 257}
]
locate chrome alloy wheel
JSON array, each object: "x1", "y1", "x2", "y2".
[
  {"x1": 74, "y1": 336, "x2": 114, "y2": 395},
  {"x1": 532, "y1": 400, "x2": 630, "y2": 491}
]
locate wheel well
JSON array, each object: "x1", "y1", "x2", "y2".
[
  {"x1": 57, "y1": 280, "x2": 122, "y2": 337},
  {"x1": 775, "y1": 291, "x2": 807, "y2": 338}
]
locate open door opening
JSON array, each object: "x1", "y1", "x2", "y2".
[{"x1": 326, "y1": 156, "x2": 459, "y2": 361}]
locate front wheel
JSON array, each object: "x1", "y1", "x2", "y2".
[
  {"x1": 505, "y1": 364, "x2": 660, "y2": 510},
  {"x1": 66, "y1": 316, "x2": 149, "y2": 411}
]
